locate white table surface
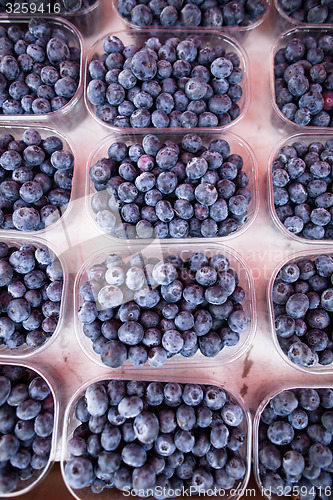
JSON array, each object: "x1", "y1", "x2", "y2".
[{"x1": 8, "y1": 2, "x2": 333, "y2": 463}]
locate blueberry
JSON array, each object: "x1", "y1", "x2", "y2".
[
  {"x1": 78, "y1": 249, "x2": 248, "y2": 367},
  {"x1": 133, "y1": 411, "x2": 159, "y2": 445},
  {"x1": 298, "y1": 388, "x2": 320, "y2": 411},
  {"x1": 285, "y1": 293, "x2": 310, "y2": 319},
  {"x1": 271, "y1": 390, "x2": 298, "y2": 416},
  {"x1": 168, "y1": 218, "x2": 188, "y2": 238},
  {"x1": 84, "y1": 383, "x2": 108, "y2": 418},
  {"x1": 259, "y1": 441, "x2": 282, "y2": 471},
  {"x1": 309, "y1": 442, "x2": 332, "y2": 468},
  {"x1": 173, "y1": 199, "x2": 194, "y2": 220},
  {"x1": 274, "y1": 38, "x2": 333, "y2": 127},
  {"x1": 195, "y1": 183, "x2": 218, "y2": 206},
  {"x1": 0, "y1": 434, "x2": 20, "y2": 463},
  {"x1": 122, "y1": 443, "x2": 147, "y2": 467},
  {"x1": 131, "y1": 49, "x2": 157, "y2": 82},
  {"x1": 87, "y1": 80, "x2": 106, "y2": 106},
  {"x1": 211, "y1": 57, "x2": 233, "y2": 79},
  {"x1": 144, "y1": 382, "x2": 163, "y2": 407},
  {"x1": 87, "y1": 32, "x2": 246, "y2": 128},
  {"x1": 225, "y1": 457, "x2": 246, "y2": 481},
  {"x1": 288, "y1": 341, "x2": 319, "y2": 367},
  {"x1": 65, "y1": 457, "x2": 94, "y2": 489},
  {"x1": 0, "y1": 365, "x2": 54, "y2": 491},
  {"x1": 267, "y1": 421, "x2": 295, "y2": 445},
  {"x1": 118, "y1": 321, "x2": 144, "y2": 345},
  {"x1": 34, "y1": 410, "x2": 53, "y2": 437},
  {"x1": 156, "y1": 171, "x2": 177, "y2": 194},
  {"x1": 227, "y1": 309, "x2": 250, "y2": 333},
  {"x1": 221, "y1": 402, "x2": 244, "y2": 426},
  {"x1": 101, "y1": 341, "x2": 128, "y2": 368},
  {"x1": 161, "y1": 329, "x2": 183, "y2": 353}
]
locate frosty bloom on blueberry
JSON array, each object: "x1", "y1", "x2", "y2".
[
  {"x1": 77, "y1": 251, "x2": 251, "y2": 368},
  {"x1": 65, "y1": 380, "x2": 248, "y2": 496},
  {"x1": 87, "y1": 34, "x2": 245, "y2": 128},
  {"x1": 89, "y1": 133, "x2": 252, "y2": 239}
]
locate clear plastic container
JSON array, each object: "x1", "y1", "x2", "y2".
[
  {"x1": 273, "y1": 0, "x2": 333, "y2": 34},
  {"x1": 0, "y1": 124, "x2": 77, "y2": 236},
  {"x1": 61, "y1": 373, "x2": 252, "y2": 500},
  {"x1": 111, "y1": 0, "x2": 271, "y2": 42},
  {"x1": 267, "y1": 248, "x2": 333, "y2": 375},
  {"x1": 57, "y1": 0, "x2": 102, "y2": 36},
  {"x1": 0, "y1": 17, "x2": 84, "y2": 130},
  {"x1": 253, "y1": 384, "x2": 333, "y2": 500},
  {"x1": 74, "y1": 240, "x2": 257, "y2": 370},
  {"x1": 85, "y1": 28, "x2": 250, "y2": 132},
  {"x1": 0, "y1": 1, "x2": 102, "y2": 37},
  {"x1": 268, "y1": 131, "x2": 333, "y2": 245},
  {"x1": 0, "y1": 359, "x2": 59, "y2": 497},
  {"x1": 271, "y1": 26, "x2": 333, "y2": 134},
  {"x1": 0, "y1": 233, "x2": 67, "y2": 359},
  {"x1": 85, "y1": 130, "x2": 259, "y2": 242}
]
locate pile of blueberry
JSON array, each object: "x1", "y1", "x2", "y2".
[
  {"x1": 0, "y1": 18, "x2": 80, "y2": 116},
  {"x1": 87, "y1": 34, "x2": 244, "y2": 128},
  {"x1": 277, "y1": 0, "x2": 333, "y2": 24},
  {"x1": 274, "y1": 33, "x2": 333, "y2": 127},
  {"x1": 117, "y1": 0, "x2": 267, "y2": 28},
  {"x1": 78, "y1": 251, "x2": 250, "y2": 368},
  {"x1": 0, "y1": 241, "x2": 64, "y2": 349},
  {"x1": 90, "y1": 134, "x2": 252, "y2": 239},
  {"x1": 0, "y1": 364, "x2": 55, "y2": 494},
  {"x1": 65, "y1": 379, "x2": 247, "y2": 496},
  {"x1": 272, "y1": 254, "x2": 333, "y2": 369},
  {"x1": 272, "y1": 139, "x2": 333, "y2": 241},
  {"x1": 0, "y1": 128, "x2": 74, "y2": 232},
  {"x1": 258, "y1": 387, "x2": 333, "y2": 497}
]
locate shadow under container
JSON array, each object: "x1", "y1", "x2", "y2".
[
  {"x1": 0, "y1": 124, "x2": 77, "y2": 237},
  {"x1": 111, "y1": 0, "x2": 271, "y2": 43},
  {"x1": 268, "y1": 131, "x2": 333, "y2": 245},
  {"x1": 0, "y1": 17, "x2": 84, "y2": 131},
  {"x1": 271, "y1": 26, "x2": 333, "y2": 135},
  {"x1": 253, "y1": 384, "x2": 333, "y2": 499},
  {"x1": 85, "y1": 130, "x2": 259, "y2": 242},
  {"x1": 0, "y1": 234, "x2": 67, "y2": 360},
  {"x1": 0, "y1": 359, "x2": 59, "y2": 497},
  {"x1": 61, "y1": 373, "x2": 252, "y2": 500},
  {"x1": 85, "y1": 28, "x2": 250, "y2": 132},
  {"x1": 267, "y1": 248, "x2": 333, "y2": 375},
  {"x1": 74, "y1": 241, "x2": 256, "y2": 370}
]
